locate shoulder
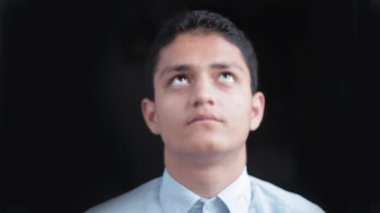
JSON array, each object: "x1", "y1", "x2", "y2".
[
  {"x1": 85, "y1": 177, "x2": 162, "y2": 213},
  {"x1": 249, "y1": 176, "x2": 325, "y2": 213}
]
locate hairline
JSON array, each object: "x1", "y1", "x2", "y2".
[{"x1": 153, "y1": 29, "x2": 252, "y2": 80}]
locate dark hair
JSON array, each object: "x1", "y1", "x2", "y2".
[{"x1": 145, "y1": 10, "x2": 258, "y2": 99}]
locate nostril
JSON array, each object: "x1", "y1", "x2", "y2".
[{"x1": 192, "y1": 94, "x2": 215, "y2": 107}]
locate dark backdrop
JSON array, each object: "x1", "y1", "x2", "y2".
[{"x1": 1, "y1": 0, "x2": 379, "y2": 212}]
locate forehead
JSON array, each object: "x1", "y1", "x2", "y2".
[{"x1": 155, "y1": 32, "x2": 248, "y2": 74}]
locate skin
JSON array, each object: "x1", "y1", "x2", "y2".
[{"x1": 142, "y1": 31, "x2": 265, "y2": 198}]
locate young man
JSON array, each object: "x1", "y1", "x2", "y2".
[{"x1": 86, "y1": 10, "x2": 324, "y2": 213}]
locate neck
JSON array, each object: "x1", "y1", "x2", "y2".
[{"x1": 164, "y1": 146, "x2": 247, "y2": 198}]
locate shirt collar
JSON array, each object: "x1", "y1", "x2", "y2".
[
  {"x1": 159, "y1": 170, "x2": 200, "y2": 213},
  {"x1": 159, "y1": 167, "x2": 251, "y2": 213},
  {"x1": 218, "y1": 167, "x2": 251, "y2": 213}
]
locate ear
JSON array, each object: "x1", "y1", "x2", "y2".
[
  {"x1": 141, "y1": 98, "x2": 160, "y2": 135},
  {"x1": 250, "y1": 92, "x2": 265, "y2": 131}
]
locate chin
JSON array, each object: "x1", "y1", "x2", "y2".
[{"x1": 183, "y1": 137, "x2": 231, "y2": 154}]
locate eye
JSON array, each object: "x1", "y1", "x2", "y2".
[
  {"x1": 171, "y1": 74, "x2": 189, "y2": 86},
  {"x1": 218, "y1": 72, "x2": 235, "y2": 83}
]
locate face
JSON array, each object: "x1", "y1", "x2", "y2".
[{"x1": 142, "y1": 32, "x2": 265, "y2": 159}]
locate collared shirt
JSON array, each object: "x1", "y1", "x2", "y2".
[
  {"x1": 159, "y1": 168, "x2": 251, "y2": 213},
  {"x1": 85, "y1": 168, "x2": 324, "y2": 213}
]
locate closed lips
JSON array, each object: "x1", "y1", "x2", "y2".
[{"x1": 187, "y1": 114, "x2": 222, "y2": 124}]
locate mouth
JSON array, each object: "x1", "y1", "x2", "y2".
[{"x1": 187, "y1": 114, "x2": 222, "y2": 125}]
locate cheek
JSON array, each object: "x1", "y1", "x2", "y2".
[
  {"x1": 155, "y1": 97, "x2": 185, "y2": 126},
  {"x1": 155, "y1": 100, "x2": 185, "y2": 147},
  {"x1": 224, "y1": 95, "x2": 252, "y2": 123}
]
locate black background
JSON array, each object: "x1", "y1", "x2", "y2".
[{"x1": 1, "y1": 0, "x2": 379, "y2": 212}]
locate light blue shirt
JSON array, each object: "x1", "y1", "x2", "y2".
[{"x1": 85, "y1": 168, "x2": 324, "y2": 213}]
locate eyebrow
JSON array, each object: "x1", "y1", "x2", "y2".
[
  {"x1": 158, "y1": 62, "x2": 244, "y2": 78},
  {"x1": 159, "y1": 64, "x2": 193, "y2": 76},
  {"x1": 210, "y1": 62, "x2": 244, "y2": 72}
]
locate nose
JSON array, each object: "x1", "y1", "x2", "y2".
[{"x1": 189, "y1": 76, "x2": 216, "y2": 108}]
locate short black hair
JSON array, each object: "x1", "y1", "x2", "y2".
[{"x1": 145, "y1": 10, "x2": 258, "y2": 99}]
